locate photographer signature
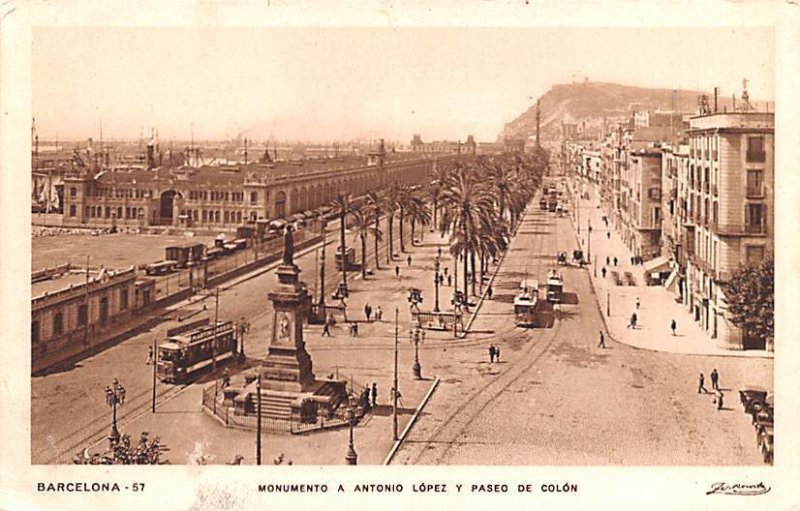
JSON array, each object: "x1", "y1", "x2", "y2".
[{"x1": 706, "y1": 482, "x2": 770, "y2": 496}]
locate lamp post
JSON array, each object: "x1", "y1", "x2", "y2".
[
  {"x1": 607, "y1": 289, "x2": 611, "y2": 317},
  {"x1": 407, "y1": 287, "x2": 423, "y2": 322},
  {"x1": 104, "y1": 378, "x2": 126, "y2": 447},
  {"x1": 587, "y1": 220, "x2": 592, "y2": 260},
  {"x1": 256, "y1": 369, "x2": 262, "y2": 465},
  {"x1": 433, "y1": 255, "x2": 441, "y2": 313},
  {"x1": 409, "y1": 326, "x2": 424, "y2": 380},
  {"x1": 344, "y1": 396, "x2": 358, "y2": 465},
  {"x1": 319, "y1": 219, "x2": 327, "y2": 308},
  {"x1": 236, "y1": 317, "x2": 250, "y2": 362}
]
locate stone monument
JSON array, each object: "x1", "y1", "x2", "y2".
[
  {"x1": 223, "y1": 223, "x2": 347, "y2": 428},
  {"x1": 261, "y1": 224, "x2": 315, "y2": 391}
]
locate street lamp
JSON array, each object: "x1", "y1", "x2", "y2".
[
  {"x1": 433, "y1": 255, "x2": 441, "y2": 313},
  {"x1": 344, "y1": 395, "x2": 359, "y2": 465},
  {"x1": 318, "y1": 219, "x2": 327, "y2": 308},
  {"x1": 104, "y1": 378, "x2": 126, "y2": 447},
  {"x1": 236, "y1": 317, "x2": 250, "y2": 362},
  {"x1": 409, "y1": 326, "x2": 425, "y2": 380},
  {"x1": 607, "y1": 289, "x2": 611, "y2": 317},
  {"x1": 587, "y1": 220, "x2": 593, "y2": 260},
  {"x1": 407, "y1": 287, "x2": 423, "y2": 320}
]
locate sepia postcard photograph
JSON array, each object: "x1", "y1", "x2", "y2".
[{"x1": 2, "y1": 1, "x2": 799, "y2": 510}]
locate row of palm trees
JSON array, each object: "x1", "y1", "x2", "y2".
[{"x1": 328, "y1": 150, "x2": 549, "y2": 301}]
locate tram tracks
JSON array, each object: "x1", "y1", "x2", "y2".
[{"x1": 396, "y1": 204, "x2": 565, "y2": 465}]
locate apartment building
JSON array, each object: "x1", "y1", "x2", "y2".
[{"x1": 683, "y1": 112, "x2": 774, "y2": 349}]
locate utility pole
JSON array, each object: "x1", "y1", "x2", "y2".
[
  {"x1": 319, "y1": 220, "x2": 327, "y2": 307},
  {"x1": 83, "y1": 255, "x2": 90, "y2": 350},
  {"x1": 213, "y1": 287, "x2": 220, "y2": 414},
  {"x1": 256, "y1": 371, "x2": 262, "y2": 465},
  {"x1": 393, "y1": 307, "x2": 399, "y2": 442},
  {"x1": 151, "y1": 336, "x2": 157, "y2": 413}
]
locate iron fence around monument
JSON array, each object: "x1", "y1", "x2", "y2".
[{"x1": 201, "y1": 379, "x2": 369, "y2": 435}]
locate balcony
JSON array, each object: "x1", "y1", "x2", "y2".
[
  {"x1": 703, "y1": 181, "x2": 709, "y2": 194},
  {"x1": 712, "y1": 149, "x2": 718, "y2": 161},
  {"x1": 746, "y1": 186, "x2": 765, "y2": 199},
  {"x1": 746, "y1": 150, "x2": 766, "y2": 162},
  {"x1": 714, "y1": 222, "x2": 768, "y2": 236},
  {"x1": 711, "y1": 183, "x2": 718, "y2": 196}
]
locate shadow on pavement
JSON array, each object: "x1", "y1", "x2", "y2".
[{"x1": 560, "y1": 292, "x2": 580, "y2": 305}]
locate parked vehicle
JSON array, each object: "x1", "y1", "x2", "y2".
[{"x1": 546, "y1": 269, "x2": 563, "y2": 303}]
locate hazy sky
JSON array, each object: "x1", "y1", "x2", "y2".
[{"x1": 32, "y1": 27, "x2": 774, "y2": 143}]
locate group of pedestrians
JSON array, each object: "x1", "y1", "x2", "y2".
[
  {"x1": 488, "y1": 344, "x2": 501, "y2": 363},
  {"x1": 363, "y1": 303, "x2": 383, "y2": 322},
  {"x1": 698, "y1": 369, "x2": 724, "y2": 410},
  {"x1": 361, "y1": 382, "x2": 379, "y2": 409}
]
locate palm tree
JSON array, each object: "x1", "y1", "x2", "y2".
[
  {"x1": 384, "y1": 185, "x2": 400, "y2": 263},
  {"x1": 365, "y1": 191, "x2": 383, "y2": 270},
  {"x1": 349, "y1": 204, "x2": 371, "y2": 279},
  {"x1": 395, "y1": 185, "x2": 412, "y2": 253},
  {"x1": 406, "y1": 194, "x2": 431, "y2": 246},
  {"x1": 438, "y1": 169, "x2": 495, "y2": 296},
  {"x1": 330, "y1": 193, "x2": 354, "y2": 289}
]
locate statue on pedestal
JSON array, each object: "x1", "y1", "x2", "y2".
[{"x1": 282, "y1": 223, "x2": 295, "y2": 266}]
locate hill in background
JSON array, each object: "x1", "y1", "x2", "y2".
[{"x1": 500, "y1": 81, "x2": 743, "y2": 141}]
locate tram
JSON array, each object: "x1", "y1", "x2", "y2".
[
  {"x1": 514, "y1": 279, "x2": 539, "y2": 327},
  {"x1": 156, "y1": 320, "x2": 237, "y2": 384},
  {"x1": 546, "y1": 269, "x2": 564, "y2": 303}
]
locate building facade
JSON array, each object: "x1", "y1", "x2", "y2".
[
  {"x1": 683, "y1": 112, "x2": 774, "y2": 349},
  {"x1": 31, "y1": 266, "x2": 146, "y2": 373},
  {"x1": 61, "y1": 151, "x2": 465, "y2": 231}
]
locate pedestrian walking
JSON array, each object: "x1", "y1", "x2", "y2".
[
  {"x1": 364, "y1": 303, "x2": 372, "y2": 322},
  {"x1": 597, "y1": 330, "x2": 606, "y2": 348},
  {"x1": 607, "y1": 231, "x2": 611, "y2": 239},
  {"x1": 613, "y1": 256, "x2": 618, "y2": 266},
  {"x1": 362, "y1": 385, "x2": 371, "y2": 410},
  {"x1": 630, "y1": 256, "x2": 635, "y2": 265},
  {"x1": 395, "y1": 265, "x2": 400, "y2": 278},
  {"x1": 495, "y1": 346, "x2": 501, "y2": 362},
  {"x1": 488, "y1": 345, "x2": 495, "y2": 363},
  {"x1": 606, "y1": 256, "x2": 610, "y2": 266},
  {"x1": 487, "y1": 285, "x2": 493, "y2": 299},
  {"x1": 447, "y1": 274, "x2": 452, "y2": 287},
  {"x1": 698, "y1": 373, "x2": 708, "y2": 394},
  {"x1": 371, "y1": 382, "x2": 378, "y2": 408},
  {"x1": 375, "y1": 305, "x2": 383, "y2": 321},
  {"x1": 444, "y1": 267, "x2": 449, "y2": 277},
  {"x1": 222, "y1": 368, "x2": 231, "y2": 388},
  {"x1": 407, "y1": 255, "x2": 412, "y2": 267},
  {"x1": 715, "y1": 390, "x2": 724, "y2": 411},
  {"x1": 627, "y1": 312, "x2": 637, "y2": 329},
  {"x1": 670, "y1": 319, "x2": 677, "y2": 336},
  {"x1": 636, "y1": 297, "x2": 640, "y2": 309},
  {"x1": 322, "y1": 318, "x2": 332, "y2": 337},
  {"x1": 601, "y1": 267, "x2": 607, "y2": 278},
  {"x1": 146, "y1": 346, "x2": 154, "y2": 365},
  {"x1": 710, "y1": 368, "x2": 719, "y2": 390}
]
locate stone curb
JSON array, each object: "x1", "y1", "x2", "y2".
[{"x1": 383, "y1": 376, "x2": 441, "y2": 465}]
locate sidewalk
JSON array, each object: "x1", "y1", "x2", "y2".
[{"x1": 569, "y1": 179, "x2": 772, "y2": 359}]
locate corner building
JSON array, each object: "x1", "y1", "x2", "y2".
[{"x1": 683, "y1": 112, "x2": 774, "y2": 350}]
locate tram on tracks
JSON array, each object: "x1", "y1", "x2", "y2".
[
  {"x1": 514, "y1": 279, "x2": 540, "y2": 327},
  {"x1": 156, "y1": 320, "x2": 237, "y2": 384}
]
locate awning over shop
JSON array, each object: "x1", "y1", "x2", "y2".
[{"x1": 643, "y1": 256, "x2": 671, "y2": 273}]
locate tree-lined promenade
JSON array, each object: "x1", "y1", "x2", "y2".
[{"x1": 330, "y1": 149, "x2": 551, "y2": 303}]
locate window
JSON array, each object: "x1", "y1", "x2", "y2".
[
  {"x1": 747, "y1": 136, "x2": 765, "y2": 162},
  {"x1": 746, "y1": 204, "x2": 766, "y2": 233},
  {"x1": 250, "y1": 191, "x2": 258, "y2": 204},
  {"x1": 32, "y1": 321, "x2": 40, "y2": 344},
  {"x1": 105, "y1": 206, "x2": 111, "y2": 218},
  {"x1": 69, "y1": 205, "x2": 76, "y2": 217},
  {"x1": 746, "y1": 246, "x2": 765, "y2": 264},
  {"x1": 70, "y1": 187, "x2": 77, "y2": 198},
  {"x1": 53, "y1": 312, "x2": 64, "y2": 336},
  {"x1": 120, "y1": 289, "x2": 129, "y2": 311},
  {"x1": 78, "y1": 304, "x2": 88, "y2": 326},
  {"x1": 747, "y1": 169, "x2": 764, "y2": 196}
]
